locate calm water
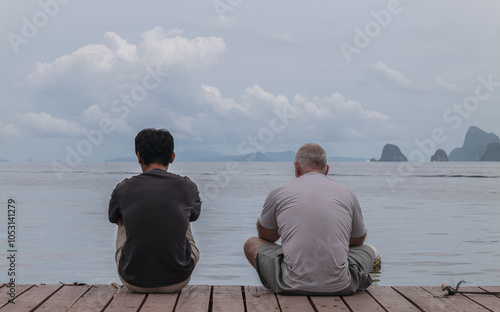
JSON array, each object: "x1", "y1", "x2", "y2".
[{"x1": 0, "y1": 161, "x2": 499, "y2": 287}]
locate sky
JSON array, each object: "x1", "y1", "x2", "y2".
[{"x1": 1, "y1": 0, "x2": 499, "y2": 162}]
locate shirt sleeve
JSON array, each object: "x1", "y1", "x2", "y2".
[
  {"x1": 259, "y1": 187, "x2": 280, "y2": 230},
  {"x1": 108, "y1": 187, "x2": 121, "y2": 223},
  {"x1": 189, "y1": 181, "x2": 202, "y2": 222},
  {"x1": 349, "y1": 191, "x2": 366, "y2": 238}
]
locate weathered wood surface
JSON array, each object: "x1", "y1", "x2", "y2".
[{"x1": 0, "y1": 284, "x2": 498, "y2": 311}]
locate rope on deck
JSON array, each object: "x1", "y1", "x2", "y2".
[{"x1": 438, "y1": 280, "x2": 500, "y2": 298}]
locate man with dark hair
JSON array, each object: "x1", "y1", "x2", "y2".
[
  {"x1": 244, "y1": 143, "x2": 380, "y2": 295},
  {"x1": 109, "y1": 128, "x2": 201, "y2": 293}
]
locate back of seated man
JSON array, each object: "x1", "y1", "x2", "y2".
[
  {"x1": 244, "y1": 142, "x2": 380, "y2": 295},
  {"x1": 109, "y1": 128, "x2": 201, "y2": 293}
]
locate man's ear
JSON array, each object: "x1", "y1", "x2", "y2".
[
  {"x1": 137, "y1": 152, "x2": 143, "y2": 164},
  {"x1": 170, "y1": 151, "x2": 176, "y2": 164},
  {"x1": 294, "y1": 162, "x2": 300, "y2": 177},
  {"x1": 325, "y1": 164, "x2": 330, "y2": 176}
]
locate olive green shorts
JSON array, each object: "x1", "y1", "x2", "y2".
[{"x1": 255, "y1": 244, "x2": 374, "y2": 295}]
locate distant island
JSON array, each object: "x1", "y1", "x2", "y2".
[
  {"x1": 104, "y1": 125, "x2": 500, "y2": 163},
  {"x1": 378, "y1": 144, "x2": 407, "y2": 162},
  {"x1": 449, "y1": 126, "x2": 500, "y2": 161},
  {"x1": 480, "y1": 142, "x2": 500, "y2": 161},
  {"x1": 431, "y1": 149, "x2": 448, "y2": 162},
  {"x1": 105, "y1": 150, "x2": 367, "y2": 162},
  {"x1": 372, "y1": 126, "x2": 500, "y2": 162}
]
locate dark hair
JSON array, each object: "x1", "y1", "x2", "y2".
[{"x1": 135, "y1": 128, "x2": 174, "y2": 166}]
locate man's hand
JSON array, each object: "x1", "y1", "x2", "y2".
[
  {"x1": 349, "y1": 232, "x2": 366, "y2": 246},
  {"x1": 257, "y1": 220, "x2": 280, "y2": 243}
]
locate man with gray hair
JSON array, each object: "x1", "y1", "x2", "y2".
[{"x1": 244, "y1": 143, "x2": 380, "y2": 295}]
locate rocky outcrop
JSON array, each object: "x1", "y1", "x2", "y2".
[
  {"x1": 480, "y1": 142, "x2": 500, "y2": 161},
  {"x1": 449, "y1": 126, "x2": 500, "y2": 161},
  {"x1": 431, "y1": 149, "x2": 448, "y2": 162},
  {"x1": 378, "y1": 144, "x2": 407, "y2": 161}
]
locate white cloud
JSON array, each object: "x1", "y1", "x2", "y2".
[
  {"x1": 4, "y1": 112, "x2": 83, "y2": 138},
  {"x1": 139, "y1": 26, "x2": 226, "y2": 70},
  {"x1": 192, "y1": 84, "x2": 394, "y2": 144},
  {"x1": 433, "y1": 76, "x2": 462, "y2": 93},
  {"x1": 27, "y1": 44, "x2": 116, "y2": 84},
  {"x1": 80, "y1": 105, "x2": 134, "y2": 136},
  {"x1": 26, "y1": 27, "x2": 226, "y2": 85},
  {"x1": 201, "y1": 84, "x2": 248, "y2": 114},
  {"x1": 371, "y1": 62, "x2": 462, "y2": 94},
  {"x1": 103, "y1": 32, "x2": 138, "y2": 63}
]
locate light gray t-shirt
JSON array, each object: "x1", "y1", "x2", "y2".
[{"x1": 259, "y1": 172, "x2": 366, "y2": 292}]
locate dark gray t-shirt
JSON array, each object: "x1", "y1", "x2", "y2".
[
  {"x1": 109, "y1": 168, "x2": 201, "y2": 287},
  {"x1": 259, "y1": 172, "x2": 366, "y2": 292}
]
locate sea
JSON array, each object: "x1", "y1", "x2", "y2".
[{"x1": 0, "y1": 161, "x2": 499, "y2": 287}]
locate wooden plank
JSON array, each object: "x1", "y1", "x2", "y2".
[
  {"x1": 480, "y1": 286, "x2": 500, "y2": 294},
  {"x1": 0, "y1": 284, "x2": 61, "y2": 312},
  {"x1": 212, "y1": 285, "x2": 245, "y2": 312},
  {"x1": 67, "y1": 284, "x2": 119, "y2": 312},
  {"x1": 175, "y1": 285, "x2": 211, "y2": 312},
  {"x1": 244, "y1": 286, "x2": 279, "y2": 312},
  {"x1": 342, "y1": 290, "x2": 385, "y2": 311},
  {"x1": 140, "y1": 292, "x2": 179, "y2": 312},
  {"x1": 0, "y1": 284, "x2": 34, "y2": 306},
  {"x1": 35, "y1": 284, "x2": 92, "y2": 312},
  {"x1": 104, "y1": 287, "x2": 146, "y2": 312},
  {"x1": 422, "y1": 286, "x2": 488, "y2": 312},
  {"x1": 276, "y1": 295, "x2": 315, "y2": 312},
  {"x1": 394, "y1": 286, "x2": 484, "y2": 312},
  {"x1": 456, "y1": 287, "x2": 500, "y2": 312},
  {"x1": 366, "y1": 286, "x2": 420, "y2": 312},
  {"x1": 309, "y1": 296, "x2": 350, "y2": 312}
]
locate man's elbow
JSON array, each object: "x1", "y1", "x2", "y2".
[{"x1": 349, "y1": 232, "x2": 366, "y2": 246}]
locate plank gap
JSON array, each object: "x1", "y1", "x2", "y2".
[
  {"x1": 99, "y1": 285, "x2": 121, "y2": 312},
  {"x1": 208, "y1": 285, "x2": 214, "y2": 312},
  {"x1": 66, "y1": 284, "x2": 94, "y2": 311},
  {"x1": 273, "y1": 292, "x2": 283, "y2": 312},
  {"x1": 390, "y1": 287, "x2": 426, "y2": 312},
  {"x1": 365, "y1": 289, "x2": 389, "y2": 312},
  {"x1": 339, "y1": 296, "x2": 354, "y2": 312},
  {"x1": 240, "y1": 286, "x2": 248, "y2": 312},
  {"x1": 460, "y1": 294, "x2": 496, "y2": 312},
  {"x1": 306, "y1": 296, "x2": 318, "y2": 312},
  {"x1": 171, "y1": 289, "x2": 182, "y2": 312},
  {"x1": 29, "y1": 284, "x2": 65, "y2": 312}
]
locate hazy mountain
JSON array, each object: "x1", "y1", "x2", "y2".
[
  {"x1": 378, "y1": 144, "x2": 408, "y2": 161},
  {"x1": 449, "y1": 126, "x2": 500, "y2": 161},
  {"x1": 479, "y1": 142, "x2": 500, "y2": 161},
  {"x1": 431, "y1": 149, "x2": 448, "y2": 162}
]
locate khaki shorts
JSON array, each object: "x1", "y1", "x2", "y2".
[
  {"x1": 255, "y1": 244, "x2": 374, "y2": 295},
  {"x1": 115, "y1": 224, "x2": 199, "y2": 293}
]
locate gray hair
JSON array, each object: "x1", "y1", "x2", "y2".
[{"x1": 295, "y1": 143, "x2": 328, "y2": 171}]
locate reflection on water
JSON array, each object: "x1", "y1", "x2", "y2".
[{"x1": 0, "y1": 161, "x2": 498, "y2": 286}]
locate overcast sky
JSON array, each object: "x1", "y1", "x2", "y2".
[{"x1": 1, "y1": 0, "x2": 499, "y2": 162}]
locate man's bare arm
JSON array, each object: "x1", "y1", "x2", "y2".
[
  {"x1": 349, "y1": 232, "x2": 366, "y2": 246},
  {"x1": 257, "y1": 220, "x2": 280, "y2": 243}
]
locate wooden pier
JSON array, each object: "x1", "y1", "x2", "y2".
[{"x1": 0, "y1": 284, "x2": 499, "y2": 311}]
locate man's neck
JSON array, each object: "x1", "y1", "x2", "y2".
[{"x1": 141, "y1": 163, "x2": 169, "y2": 172}]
